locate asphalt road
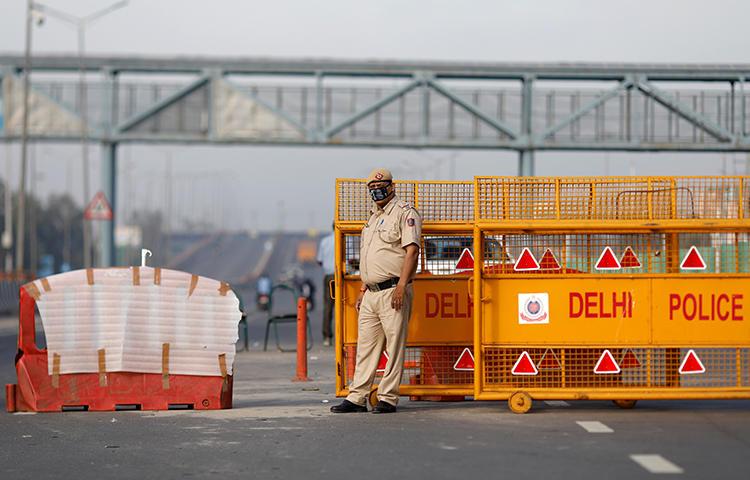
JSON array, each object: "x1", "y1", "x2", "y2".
[
  {"x1": 2, "y1": 324, "x2": 750, "y2": 480},
  {"x1": 2, "y1": 233, "x2": 749, "y2": 479}
]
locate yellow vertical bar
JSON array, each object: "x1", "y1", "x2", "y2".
[
  {"x1": 647, "y1": 178, "x2": 653, "y2": 220},
  {"x1": 472, "y1": 176, "x2": 483, "y2": 398},
  {"x1": 739, "y1": 177, "x2": 745, "y2": 219},
  {"x1": 413, "y1": 181, "x2": 420, "y2": 209},
  {"x1": 334, "y1": 221, "x2": 345, "y2": 394},
  {"x1": 670, "y1": 178, "x2": 678, "y2": 219},
  {"x1": 555, "y1": 178, "x2": 561, "y2": 220},
  {"x1": 335, "y1": 179, "x2": 340, "y2": 222},
  {"x1": 473, "y1": 224, "x2": 483, "y2": 399}
]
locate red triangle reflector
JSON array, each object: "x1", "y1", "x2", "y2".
[
  {"x1": 376, "y1": 351, "x2": 389, "y2": 372},
  {"x1": 455, "y1": 248, "x2": 475, "y2": 272},
  {"x1": 619, "y1": 246, "x2": 642, "y2": 268},
  {"x1": 514, "y1": 248, "x2": 540, "y2": 271},
  {"x1": 594, "y1": 349, "x2": 621, "y2": 374},
  {"x1": 511, "y1": 351, "x2": 539, "y2": 376},
  {"x1": 620, "y1": 349, "x2": 642, "y2": 369},
  {"x1": 539, "y1": 249, "x2": 561, "y2": 270},
  {"x1": 680, "y1": 246, "x2": 707, "y2": 270},
  {"x1": 678, "y1": 349, "x2": 706, "y2": 374},
  {"x1": 595, "y1": 247, "x2": 621, "y2": 270},
  {"x1": 453, "y1": 347, "x2": 475, "y2": 371},
  {"x1": 537, "y1": 349, "x2": 562, "y2": 371}
]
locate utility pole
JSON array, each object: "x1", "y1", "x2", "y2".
[{"x1": 16, "y1": 0, "x2": 33, "y2": 273}]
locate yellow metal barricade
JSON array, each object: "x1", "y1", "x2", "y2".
[
  {"x1": 334, "y1": 179, "x2": 476, "y2": 404},
  {"x1": 334, "y1": 175, "x2": 750, "y2": 412},
  {"x1": 473, "y1": 176, "x2": 750, "y2": 412}
]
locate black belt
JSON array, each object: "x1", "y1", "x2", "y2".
[{"x1": 367, "y1": 277, "x2": 405, "y2": 292}]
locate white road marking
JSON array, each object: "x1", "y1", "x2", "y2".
[
  {"x1": 576, "y1": 421, "x2": 613, "y2": 433},
  {"x1": 437, "y1": 443, "x2": 458, "y2": 450},
  {"x1": 630, "y1": 454, "x2": 684, "y2": 474},
  {"x1": 244, "y1": 427, "x2": 303, "y2": 431},
  {"x1": 544, "y1": 401, "x2": 570, "y2": 407}
]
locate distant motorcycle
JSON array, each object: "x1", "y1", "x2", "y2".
[
  {"x1": 256, "y1": 275, "x2": 272, "y2": 312},
  {"x1": 298, "y1": 278, "x2": 315, "y2": 312}
]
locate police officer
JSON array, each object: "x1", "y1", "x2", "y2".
[{"x1": 331, "y1": 168, "x2": 421, "y2": 414}]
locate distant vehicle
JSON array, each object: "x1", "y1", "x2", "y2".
[
  {"x1": 343, "y1": 236, "x2": 510, "y2": 276},
  {"x1": 420, "y1": 236, "x2": 510, "y2": 275},
  {"x1": 256, "y1": 275, "x2": 272, "y2": 311},
  {"x1": 297, "y1": 240, "x2": 317, "y2": 264}
]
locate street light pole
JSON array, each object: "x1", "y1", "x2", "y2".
[
  {"x1": 15, "y1": 0, "x2": 34, "y2": 274},
  {"x1": 31, "y1": 0, "x2": 128, "y2": 269}
]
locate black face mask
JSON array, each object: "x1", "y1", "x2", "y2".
[{"x1": 369, "y1": 184, "x2": 391, "y2": 202}]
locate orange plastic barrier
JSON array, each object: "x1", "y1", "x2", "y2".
[{"x1": 6, "y1": 288, "x2": 233, "y2": 412}]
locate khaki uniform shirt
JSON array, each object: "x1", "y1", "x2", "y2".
[{"x1": 359, "y1": 195, "x2": 422, "y2": 286}]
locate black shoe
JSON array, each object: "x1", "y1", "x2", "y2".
[
  {"x1": 330, "y1": 400, "x2": 367, "y2": 413},
  {"x1": 371, "y1": 400, "x2": 397, "y2": 414}
]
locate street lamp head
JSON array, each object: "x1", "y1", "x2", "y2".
[{"x1": 30, "y1": 9, "x2": 45, "y2": 26}]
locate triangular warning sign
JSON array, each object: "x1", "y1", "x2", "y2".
[
  {"x1": 620, "y1": 349, "x2": 642, "y2": 369},
  {"x1": 455, "y1": 248, "x2": 475, "y2": 272},
  {"x1": 453, "y1": 347, "x2": 475, "y2": 371},
  {"x1": 511, "y1": 351, "x2": 539, "y2": 376},
  {"x1": 619, "y1": 246, "x2": 642, "y2": 269},
  {"x1": 678, "y1": 349, "x2": 706, "y2": 374},
  {"x1": 84, "y1": 191, "x2": 113, "y2": 220},
  {"x1": 680, "y1": 246, "x2": 707, "y2": 270},
  {"x1": 376, "y1": 351, "x2": 390, "y2": 373},
  {"x1": 595, "y1": 247, "x2": 621, "y2": 270},
  {"x1": 593, "y1": 349, "x2": 621, "y2": 374},
  {"x1": 539, "y1": 249, "x2": 561, "y2": 270},
  {"x1": 514, "y1": 248, "x2": 540, "y2": 271},
  {"x1": 537, "y1": 349, "x2": 562, "y2": 371}
]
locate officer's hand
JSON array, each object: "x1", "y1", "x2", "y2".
[
  {"x1": 391, "y1": 284, "x2": 405, "y2": 311},
  {"x1": 356, "y1": 290, "x2": 365, "y2": 311}
]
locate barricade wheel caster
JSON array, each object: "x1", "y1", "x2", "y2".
[
  {"x1": 508, "y1": 391, "x2": 532, "y2": 414},
  {"x1": 368, "y1": 388, "x2": 378, "y2": 408},
  {"x1": 613, "y1": 399, "x2": 637, "y2": 409}
]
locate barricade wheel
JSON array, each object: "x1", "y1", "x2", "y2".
[
  {"x1": 613, "y1": 400, "x2": 637, "y2": 409},
  {"x1": 508, "y1": 391, "x2": 532, "y2": 414},
  {"x1": 368, "y1": 388, "x2": 378, "y2": 408}
]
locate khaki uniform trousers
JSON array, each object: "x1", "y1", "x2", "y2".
[{"x1": 346, "y1": 285, "x2": 412, "y2": 406}]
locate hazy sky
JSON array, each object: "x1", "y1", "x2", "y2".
[{"x1": 1, "y1": 1, "x2": 749, "y2": 231}]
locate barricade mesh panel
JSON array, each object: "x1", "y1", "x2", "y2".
[
  {"x1": 482, "y1": 346, "x2": 750, "y2": 389},
  {"x1": 336, "y1": 179, "x2": 472, "y2": 222},
  {"x1": 418, "y1": 182, "x2": 474, "y2": 222},
  {"x1": 476, "y1": 176, "x2": 749, "y2": 221},
  {"x1": 343, "y1": 345, "x2": 474, "y2": 386},
  {"x1": 482, "y1": 232, "x2": 750, "y2": 274}
]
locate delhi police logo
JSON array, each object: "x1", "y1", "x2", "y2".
[{"x1": 518, "y1": 293, "x2": 549, "y2": 324}]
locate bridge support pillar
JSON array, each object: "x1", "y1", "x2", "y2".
[
  {"x1": 518, "y1": 150, "x2": 535, "y2": 176},
  {"x1": 98, "y1": 142, "x2": 117, "y2": 267}
]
